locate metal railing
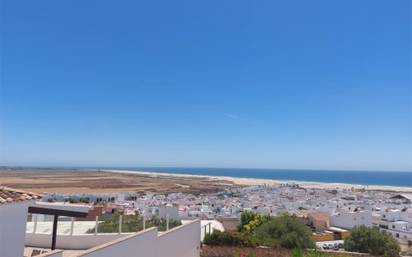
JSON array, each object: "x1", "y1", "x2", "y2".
[{"x1": 27, "y1": 213, "x2": 180, "y2": 235}]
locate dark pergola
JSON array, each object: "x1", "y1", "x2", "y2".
[{"x1": 28, "y1": 206, "x2": 89, "y2": 250}]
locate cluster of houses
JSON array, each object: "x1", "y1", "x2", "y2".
[
  {"x1": 43, "y1": 184, "x2": 412, "y2": 248},
  {"x1": 45, "y1": 184, "x2": 412, "y2": 245}
]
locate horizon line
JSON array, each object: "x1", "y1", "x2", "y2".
[{"x1": 1, "y1": 164, "x2": 411, "y2": 173}]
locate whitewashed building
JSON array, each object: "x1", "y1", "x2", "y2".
[{"x1": 330, "y1": 210, "x2": 372, "y2": 229}]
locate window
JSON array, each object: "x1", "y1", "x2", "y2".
[{"x1": 396, "y1": 233, "x2": 399, "y2": 238}]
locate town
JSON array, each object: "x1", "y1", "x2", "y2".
[
  {"x1": 37, "y1": 184, "x2": 412, "y2": 250},
  {"x1": 2, "y1": 183, "x2": 411, "y2": 257}
]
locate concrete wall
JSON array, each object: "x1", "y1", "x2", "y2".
[
  {"x1": 78, "y1": 228, "x2": 158, "y2": 257},
  {"x1": 77, "y1": 220, "x2": 200, "y2": 257},
  {"x1": 0, "y1": 201, "x2": 33, "y2": 257},
  {"x1": 25, "y1": 220, "x2": 201, "y2": 257},
  {"x1": 26, "y1": 233, "x2": 131, "y2": 250},
  {"x1": 157, "y1": 219, "x2": 200, "y2": 257}
]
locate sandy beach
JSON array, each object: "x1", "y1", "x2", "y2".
[
  {"x1": 104, "y1": 169, "x2": 412, "y2": 193},
  {"x1": 1, "y1": 167, "x2": 411, "y2": 194}
]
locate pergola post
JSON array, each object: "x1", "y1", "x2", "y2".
[
  {"x1": 143, "y1": 210, "x2": 146, "y2": 230},
  {"x1": 118, "y1": 215, "x2": 122, "y2": 234},
  {"x1": 95, "y1": 216, "x2": 98, "y2": 235},
  {"x1": 70, "y1": 217, "x2": 74, "y2": 235},
  {"x1": 33, "y1": 214, "x2": 38, "y2": 234},
  {"x1": 166, "y1": 213, "x2": 169, "y2": 231},
  {"x1": 51, "y1": 215, "x2": 59, "y2": 250}
]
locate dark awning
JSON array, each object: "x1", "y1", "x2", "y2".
[
  {"x1": 28, "y1": 202, "x2": 91, "y2": 250},
  {"x1": 28, "y1": 206, "x2": 88, "y2": 217}
]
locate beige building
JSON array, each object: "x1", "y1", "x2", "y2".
[{"x1": 308, "y1": 212, "x2": 330, "y2": 232}]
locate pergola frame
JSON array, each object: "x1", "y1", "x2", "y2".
[{"x1": 28, "y1": 206, "x2": 89, "y2": 250}]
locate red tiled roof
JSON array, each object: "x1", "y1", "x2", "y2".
[{"x1": 0, "y1": 186, "x2": 42, "y2": 204}]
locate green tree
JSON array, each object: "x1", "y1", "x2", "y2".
[
  {"x1": 243, "y1": 214, "x2": 272, "y2": 233},
  {"x1": 344, "y1": 226, "x2": 400, "y2": 257},
  {"x1": 254, "y1": 214, "x2": 315, "y2": 249},
  {"x1": 238, "y1": 211, "x2": 258, "y2": 231}
]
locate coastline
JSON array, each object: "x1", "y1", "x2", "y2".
[
  {"x1": 0, "y1": 167, "x2": 411, "y2": 194},
  {"x1": 103, "y1": 169, "x2": 412, "y2": 193}
]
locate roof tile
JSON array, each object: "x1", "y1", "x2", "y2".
[{"x1": 0, "y1": 186, "x2": 41, "y2": 204}]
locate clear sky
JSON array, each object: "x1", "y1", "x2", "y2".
[{"x1": 0, "y1": 0, "x2": 411, "y2": 171}]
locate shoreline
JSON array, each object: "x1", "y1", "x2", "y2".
[
  {"x1": 1, "y1": 167, "x2": 411, "y2": 194},
  {"x1": 103, "y1": 169, "x2": 412, "y2": 193}
]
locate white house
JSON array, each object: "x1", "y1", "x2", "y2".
[
  {"x1": 375, "y1": 208, "x2": 412, "y2": 245},
  {"x1": 330, "y1": 210, "x2": 372, "y2": 229},
  {"x1": 0, "y1": 187, "x2": 41, "y2": 257}
]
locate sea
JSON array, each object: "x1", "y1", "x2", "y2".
[{"x1": 103, "y1": 167, "x2": 412, "y2": 188}]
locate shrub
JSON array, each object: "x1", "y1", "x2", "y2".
[
  {"x1": 203, "y1": 231, "x2": 257, "y2": 247},
  {"x1": 344, "y1": 226, "x2": 400, "y2": 257},
  {"x1": 239, "y1": 211, "x2": 259, "y2": 231},
  {"x1": 254, "y1": 214, "x2": 315, "y2": 249},
  {"x1": 243, "y1": 214, "x2": 272, "y2": 233}
]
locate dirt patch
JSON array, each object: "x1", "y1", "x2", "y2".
[{"x1": 0, "y1": 167, "x2": 240, "y2": 194}]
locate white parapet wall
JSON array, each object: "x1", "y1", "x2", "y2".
[
  {"x1": 25, "y1": 220, "x2": 201, "y2": 257},
  {"x1": 26, "y1": 232, "x2": 131, "y2": 250},
  {"x1": 157, "y1": 219, "x2": 201, "y2": 257},
  {"x1": 77, "y1": 228, "x2": 159, "y2": 257},
  {"x1": 56, "y1": 220, "x2": 201, "y2": 257}
]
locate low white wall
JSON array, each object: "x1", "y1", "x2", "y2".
[
  {"x1": 157, "y1": 219, "x2": 200, "y2": 257},
  {"x1": 78, "y1": 228, "x2": 158, "y2": 257},
  {"x1": 78, "y1": 220, "x2": 200, "y2": 257},
  {"x1": 26, "y1": 233, "x2": 132, "y2": 250},
  {"x1": 26, "y1": 220, "x2": 201, "y2": 257}
]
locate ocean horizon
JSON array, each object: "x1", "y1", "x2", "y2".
[
  {"x1": 116, "y1": 167, "x2": 412, "y2": 187},
  {"x1": 2, "y1": 166, "x2": 411, "y2": 188},
  {"x1": 93, "y1": 167, "x2": 410, "y2": 188}
]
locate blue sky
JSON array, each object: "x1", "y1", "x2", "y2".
[{"x1": 0, "y1": 0, "x2": 411, "y2": 171}]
